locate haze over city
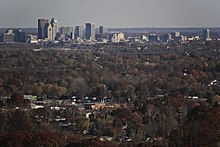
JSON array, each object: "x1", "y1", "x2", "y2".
[{"x1": 0, "y1": 0, "x2": 220, "y2": 28}]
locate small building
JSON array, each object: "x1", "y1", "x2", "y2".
[{"x1": 149, "y1": 34, "x2": 159, "y2": 42}]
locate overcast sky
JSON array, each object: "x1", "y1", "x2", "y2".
[{"x1": 0, "y1": 0, "x2": 220, "y2": 28}]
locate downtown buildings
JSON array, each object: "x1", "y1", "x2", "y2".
[
  {"x1": 35, "y1": 19, "x2": 215, "y2": 44},
  {"x1": 1, "y1": 17, "x2": 215, "y2": 44},
  {"x1": 37, "y1": 19, "x2": 109, "y2": 42},
  {"x1": 0, "y1": 28, "x2": 26, "y2": 43},
  {"x1": 38, "y1": 18, "x2": 59, "y2": 41},
  {"x1": 0, "y1": 16, "x2": 217, "y2": 46}
]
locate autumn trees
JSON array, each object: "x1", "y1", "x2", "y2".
[
  {"x1": 0, "y1": 43, "x2": 218, "y2": 101},
  {"x1": 182, "y1": 105, "x2": 220, "y2": 146},
  {"x1": 0, "y1": 41, "x2": 220, "y2": 145}
]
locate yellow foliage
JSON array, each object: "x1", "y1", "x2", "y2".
[{"x1": 213, "y1": 95, "x2": 220, "y2": 102}]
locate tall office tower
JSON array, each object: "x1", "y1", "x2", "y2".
[
  {"x1": 85, "y1": 23, "x2": 95, "y2": 40},
  {"x1": 47, "y1": 24, "x2": 53, "y2": 41},
  {"x1": 50, "y1": 18, "x2": 59, "y2": 41},
  {"x1": 38, "y1": 19, "x2": 49, "y2": 39},
  {"x1": 202, "y1": 29, "x2": 212, "y2": 41},
  {"x1": 99, "y1": 26, "x2": 108, "y2": 37},
  {"x1": 75, "y1": 26, "x2": 84, "y2": 39}
]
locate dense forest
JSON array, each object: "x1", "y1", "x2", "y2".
[{"x1": 0, "y1": 41, "x2": 220, "y2": 146}]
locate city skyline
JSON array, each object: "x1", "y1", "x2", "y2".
[{"x1": 0, "y1": 0, "x2": 220, "y2": 28}]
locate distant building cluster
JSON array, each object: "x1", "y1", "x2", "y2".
[
  {"x1": 0, "y1": 28, "x2": 25, "y2": 43},
  {"x1": 126, "y1": 29, "x2": 212, "y2": 44},
  {"x1": 0, "y1": 17, "x2": 215, "y2": 44},
  {"x1": 38, "y1": 18, "x2": 59, "y2": 41},
  {"x1": 37, "y1": 18, "x2": 109, "y2": 43},
  {"x1": 109, "y1": 33, "x2": 125, "y2": 43}
]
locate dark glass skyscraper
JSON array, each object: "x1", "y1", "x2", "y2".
[
  {"x1": 99, "y1": 26, "x2": 108, "y2": 37},
  {"x1": 75, "y1": 26, "x2": 84, "y2": 39},
  {"x1": 38, "y1": 19, "x2": 49, "y2": 39},
  {"x1": 85, "y1": 23, "x2": 95, "y2": 40}
]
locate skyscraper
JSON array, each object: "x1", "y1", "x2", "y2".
[
  {"x1": 38, "y1": 18, "x2": 58, "y2": 41},
  {"x1": 47, "y1": 24, "x2": 53, "y2": 41},
  {"x1": 50, "y1": 18, "x2": 59, "y2": 41},
  {"x1": 75, "y1": 26, "x2": 84, "y2": 40},
  {"x1": 38, "y1": 19, "x2": 49, "y2": 39},
  {"x1": 85, "y1": 23, "x2": 95, "y2": 40},
  {"x1": 99, "y1": 26, "x2": 108, "y2": 37}
]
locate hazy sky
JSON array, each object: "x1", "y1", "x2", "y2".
[{"x1": 0, "y1": 0, "x2": 220, "y2": 28}]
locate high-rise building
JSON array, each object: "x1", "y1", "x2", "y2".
[
  {"x1": 85, "y1": 23, "x2": 95, "y2": 40},
  {"x1": 99, "y1": 26, "x2": 108, "y2": 37},
  {"x1": 50, "y1": 18, "x2": 59, "y2": 41},
  {"x1": 38, "y1": 18, "x2": 59, "y2": 41},
  {"x1": 47, "y1": 24, "x2": 53, "y2": 41},
  {"x1": 38, "y1": 19, "x2": 49, "y2": 39},
  {"x1": 202, "y1": 29, "x2": 212, "y2": 41},
  {"x1": 75, "y1": 26, "x2": 84, "y2": 40}
]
